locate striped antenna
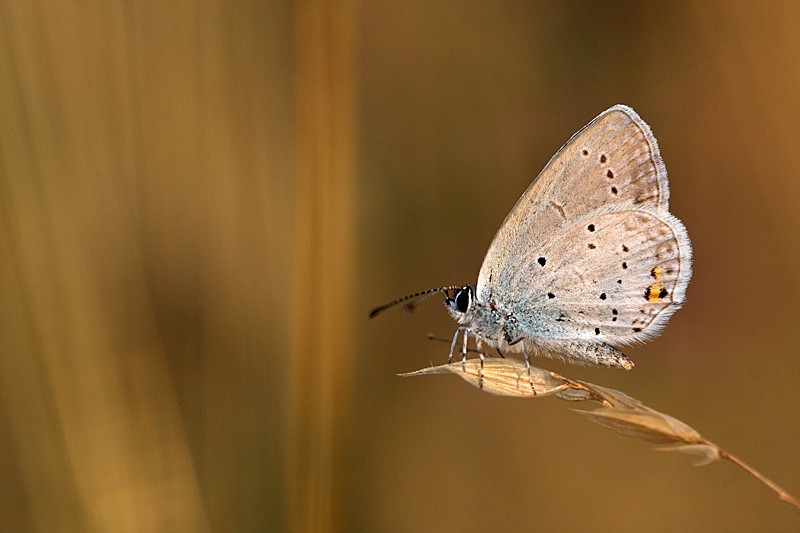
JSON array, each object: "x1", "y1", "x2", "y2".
[{"x1": 368, "y1": 286, "x2": 462, "y2": 318}]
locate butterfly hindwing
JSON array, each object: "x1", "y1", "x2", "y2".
[{"x1": 493, "y1": 205, "x2": 691, "y2": 345}]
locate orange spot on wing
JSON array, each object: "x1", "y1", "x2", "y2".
[
  {"x1": 651, "y1": 265, "x2": 664, "y2": 280},
  {"x1": 645, "y1": 283, "x2": 667, "y2": 302}
]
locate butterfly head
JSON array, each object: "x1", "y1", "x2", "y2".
[{"x1": 445, "y1": 285, "x2": 475, "y2": 321}]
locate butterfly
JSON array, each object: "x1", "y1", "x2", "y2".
[{"x1": 371, "y1": 105, "x2": 692, "y2": 388}]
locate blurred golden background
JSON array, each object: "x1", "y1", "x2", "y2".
[{"x1": 1, "y1": 1, "x2": 798, "y2": 531}]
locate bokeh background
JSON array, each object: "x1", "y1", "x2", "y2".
[{"x1": 1, "y1": 1, "x2": 798, "y2": 531}]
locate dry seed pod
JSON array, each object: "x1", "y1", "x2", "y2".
[
  {"x1": 399, "y1": 358, "x2": 569, "y2": 397},
  {"x1": 576, "y1": 407, "x2": 703, "y2": 444}
]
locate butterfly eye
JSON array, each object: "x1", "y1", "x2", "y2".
[{"x1": 454, "y1": 286, "x2": 472, "y2": 313}]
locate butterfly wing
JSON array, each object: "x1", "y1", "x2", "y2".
[
  {"x1": 476, "y1": 105, "x2": 691, "y2": 345},
  {"x1": 477, "y1": 105, "x2": 671, "y2": 302},
  {"x1": 499, "y1": 205, "x2": 692, "y2": 345}
]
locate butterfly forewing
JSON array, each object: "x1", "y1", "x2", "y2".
[{"x1": 477, "y1": 105, "x2": 670, "y2": 302}]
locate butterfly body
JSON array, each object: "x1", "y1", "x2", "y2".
[{"x1": 446, "y1": 284, "x2": 635, "y2": 369}]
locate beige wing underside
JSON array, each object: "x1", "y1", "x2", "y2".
[
  {"x1": 477, "y1": 105, "x2": 670, "y2": 302},
  {"x1": 501, "y1": 206, "x2": 692, "y2": 345}
]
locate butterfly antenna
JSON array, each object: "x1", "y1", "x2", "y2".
[
  {"x1": 400, "y1": 290, "x2": 439, "y2": 315},
  {"x1": 368, "y1": 286, "x2": 461, "y2": 318}
]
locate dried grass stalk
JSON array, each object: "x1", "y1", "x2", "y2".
[{"x1": 400, "y1": 357, "x2": 800, "y2": 514}]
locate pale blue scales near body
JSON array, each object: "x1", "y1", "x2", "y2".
[{"x1": 371, "y1": 105, "x2": 692, "y2": 385}]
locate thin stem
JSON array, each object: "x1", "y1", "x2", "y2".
[{"x1": 707, "y1": 440, "x2": 800, "y2": 513}]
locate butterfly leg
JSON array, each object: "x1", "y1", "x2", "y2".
[
  {"x1": 522, "y1": 342, "x2": 537, "y2": 395},
  {"x1": 449, "y1": 327, "x2": 484, "y2": 387},
  {"x1": 448, "y1": 326, "x2": 470, "y2": 365},
  {"x1": 461, "y1": 328, "x2": 469, "y2": 366},
  {"x1": 476, "y1": 337, "x2": 485, "y2": 389},
  {"x1": 460, "y1": 329, "x2": 485, "y2": 387}
]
